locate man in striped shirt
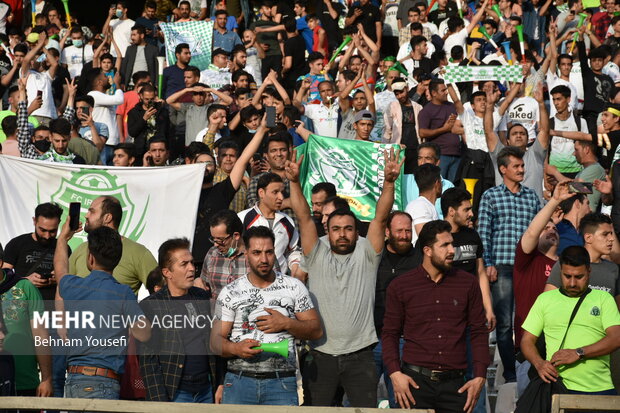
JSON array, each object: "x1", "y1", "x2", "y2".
[{"x1": 478, "y1": 146, "x2": 541, "y2": 384}]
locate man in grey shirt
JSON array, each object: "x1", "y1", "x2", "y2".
[
  {"x1": 287, "y1": 147, "x2": 403, "y2": 407},
  {"x1": 545, "y1": 212, "x2": 620, "y2": 297},
  {"x1": 484, "y1": 85, "x2": 549, "y2": 202}
]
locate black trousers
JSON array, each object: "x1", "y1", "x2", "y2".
[
  {"x1": 402, "y1": 367, "x2": 468, "y2": 413},
  {"x1": 261, "y1": 55, "x2": 283, "y2": 83},
  {"x1": 302, "y1": 347, "x2": 378, "y2": 407}
]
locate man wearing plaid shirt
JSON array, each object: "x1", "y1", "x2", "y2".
[{"x1": 478, "y1": 146, "x2": 540, "y2": 385}]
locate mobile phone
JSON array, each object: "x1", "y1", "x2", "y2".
[
  {"x1": 568, "y1": 182, "x2": 593, "y2": 194},
  {"x1": 294, "y1": 120, "x2": 303, "y2": 128},
  {"x1": 69, "y1": 202, "x2": 81, "y2": 231},
  {"x1": 265, "y1": 106, "x2": 276, "y2": 128},
  {"x1": 37, "y1": 90, "x2": 43, "y2": 98},
  {"x1": 252, "y1": 153, "x2": 263, "y2": 163},
  {"x1": 40, "y1": 272, "x2": 53, "y2": 280}
]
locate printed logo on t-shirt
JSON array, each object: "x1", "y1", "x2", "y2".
[
  {"x1": 545, "y1": 264, "x2": 552, "y2": 277},
  {"x1": 508, "y1": 103, "x2": 536, "y2": 121},
  {"x1": 590, "y1": 306, "x2": 601, "y2": 316}
]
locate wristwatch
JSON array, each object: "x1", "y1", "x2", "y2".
[{"x1": 576, "y1": 348, "x2": 585, "y2": 360}]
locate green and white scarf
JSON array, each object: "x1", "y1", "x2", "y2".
[{"x1": 38, "y1": 147, "x2": 76, "y2": 164}]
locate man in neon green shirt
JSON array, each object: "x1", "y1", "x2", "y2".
[{"x1": 521, "y1": 245, "x2": 620, "y2": 394}]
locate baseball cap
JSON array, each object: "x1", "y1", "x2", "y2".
[
  {"x1": 392, "y1": 80, "x2": 407, "y2": 92},
  {"x1": 354, "y1": 110, "x2": 376, "y2": 124},
  {"x1": 212, "y1": 48, "x2": 229, "y2": 58}
]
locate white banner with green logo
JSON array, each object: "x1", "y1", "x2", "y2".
[
  {"x1": 444, "y1": 65, "x2": 523, "y2": 83},
  {"x1": 160, "y1": 20, "x2": 214, "y2": 71},
  {"x1": 0, "y1": 157, "x2": 205, "y2": 256},
  {"x1": 297, "y1": 135, "x2": 404, "y2": 221}
]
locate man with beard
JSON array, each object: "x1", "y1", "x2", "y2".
[
  {"x1": 287, "y1": 147, "x2": 402, "y2": 407},
  {"x1": 2, "y1": 202, "x2": 64, "y2": 301},
  {"x1": 478, "y1": 146, "x2": 540, "y2": 384},
  {"x1": 521, "y1": 245, "x2": 620, "y2": 397},
  {"x1": 87, "y1": 68, "x2": 124, "y2": 165},
  {"x1": 64, "y1": 196, "x2": 157, "y2": 294},
  {"x1": 192, "y1": 115, "x2": 270, "y2": 275},
  {"x1": 212, "y1": 226, "x2": 322, "y2": 405},
  {"x1": 373, "y1": 211, "x2": 417, "y2": 408},
  {"x1": 383, "y1": 220, "x2": 490, "y2": 412},
  {"x1": 442, "y1": 188, "x2": 495, "y2": 330},
  {"x1": 405, "y1": 163, "x2": 442, "y2": 245}
]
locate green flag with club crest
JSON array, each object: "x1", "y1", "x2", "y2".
[
  {"x1": 298, "y1": 135, "x2": 404, "y2": 222},
  {"x1": 160, "y1": 20, "x2": 214, "y2": 71}
]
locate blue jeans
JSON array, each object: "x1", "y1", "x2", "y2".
[
  {"x1": 222, "y1": 372, "x2": 298, "y2": 405},
  {"x1": 100, "y1": 145, "x2": 114, "y2": 166},
  {"x1": 491, "y1": 264, "x2": 516, "y2": 382},
  {"x1": 373, "y1": 338, "x2": 403, "y2": 408},
  {"x1": 64, "y1": 373, "x2": 120, "y2": 400},
  {"x1": 172, "y1": 386, "x2": 213, "y2": 403},
  {"x1": 439, "y1": 155, "x2": 461, "y2": 183},
  {"x1": 567, "y1": 388, "x2": 617, "y2": 395}
]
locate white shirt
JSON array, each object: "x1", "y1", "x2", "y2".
[
  {"x1": 25, "y1": 69, "x2": 57, "y2": 119},
  {"x1": 405, "y1": 195, "x2": 438, "y2": 245},
  {"x1": 569, "y1": 61, "x2": 584, "y2": 110},
  {"x1": 61, "y1": 45, "x2": 94, "y2": 79},
  {"x1": 443, "y1": 28, "x2": 468, "y2": 55},
  {"x1": 304, "y1": 102, "x2": 339, "y2": 138},
  {"x1": 110, "y1": 18, "x2": 135, "y2": 58},
  {"x1": 88, "y1": 90, "x2": 124, "y2": 145}
]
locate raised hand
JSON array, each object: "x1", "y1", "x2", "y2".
[
  {"x1": 284, "y1": 149, "x2": 303, "y2": 183},
  {"x1": 383, "y1": 146, "x2": 404, "y2": 183}
]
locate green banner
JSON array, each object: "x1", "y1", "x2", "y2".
[
  {"x1": 444, "y1": 65, "x2": 523, "y2": 83},
  {"x1": 298, "y1": 135, "x2": 403, "y2": 222}
]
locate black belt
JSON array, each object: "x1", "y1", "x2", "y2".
[
  {"x1": 402, "y1": 363, "x2": 465, "y2": 382},
  {"x1": 228, "y1": 370, "x2": 296, "y2": 379}
]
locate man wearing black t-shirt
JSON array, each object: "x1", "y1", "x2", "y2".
[
  {"x1": 441, "y1": 188, "x2": 494, "y2": 328},
  {"x1": 2, "y1": 202, "x2": 65, "y2": 301},
  {"x1": 374, "y1": 211, "x2": 417, "y2": 408},
  {"x1": 427, "y1": 0, "x2": 458, "y2": 27},
  {"x1": 192, "y1": 117, "x2": 269, "y2": 273},
  {"x1": 282, "y1": 18, "x2": 308, "y2": 94},
  {"x1": 345, "y1": 0, "x2": 381, "y2": 44}
]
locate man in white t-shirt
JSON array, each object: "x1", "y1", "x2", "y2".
[
  {"x1": 547, "y1": 53, "x2": 579, "y2": 117},
  {"x1": 104, "y1": 1, "x2": 135, "y2": 58},
  {"x1": 294, "y1": 78, "x2": 339, "y2": 138},
  {"x1": 87, "y1": 69, "x2": 124, "y2": 164},
  {"x1": 21, "y1": 31, "x2": 58, "y2": 124},
  {"x1": 61, "y1": 27, "x2": 94, "y2": 79},
  {"x1": 442, "y1": 0, "x2": 489, "y2": 53},
  {"x1": 548, "y1": 84, "x2": 590, "y2": 179},
  {"x1": 213, "y1": 225, "x2": 321, "y2": 406},
  {"x1": 405, "y1": 163, "x2": 443, "y2": 244}
]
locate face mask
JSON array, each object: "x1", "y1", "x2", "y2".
[
  {"x1": 247, "y1": 129, "x2": 256, "y2": 133},
  {"x1": 36, "y1": 53, "x2": 46, "y2": 63},
  {"x1": 225, "y1": 239, "x2": 238, "y2": 257},
  {"x1": 33, "y1": 139, "x2": 50, "y2": 152},
  {"x1": 73, "y1": 39, "x2": 83, "y2": 48},
  {"x1": 115, "y1": 9, "x2": 123, "y2": 18}
]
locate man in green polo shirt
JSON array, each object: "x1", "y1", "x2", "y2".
[
  {"x1": 521, "y1": 245, "x2": 620, "y2": 395},
  {"x1": 67, "y1": 196, "x2": 157, "y2": 294}
]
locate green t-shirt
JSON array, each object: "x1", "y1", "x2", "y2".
[
  {"x1": 68, "y1": 238, "x2": 157, "y2": 294},
  {"x1": 1, "y1": 279, "x2": 44, "y2": 391},
  {"x1": 522, "y1": 288, "x2": 620, "y2": 392},
  {"x1": 0, "y1": 110, "x2": 40, "y2": 143}
]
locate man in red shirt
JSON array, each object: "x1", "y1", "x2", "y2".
[
  {"x1": 592, "y1": 0, "x2": 620, "y2": 42},
  {"x1": 383, "y1": 220, "x2": 490, "y2": 413},
  {"x1": 115, "y1": 72, "x2": 151, "y2": 142},
  {"x1": 513, "y1": 182, "x2": 574, "y2": 394}
]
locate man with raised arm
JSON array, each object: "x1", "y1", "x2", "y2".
[{"x1": 286, "y1": 146, "x2": 403, "y2": 407}]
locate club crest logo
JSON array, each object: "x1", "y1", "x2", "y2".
[
  {"x1": 591, "y1": 306, "x2": 600, "y2": 316},
  {"x1": 44, "y1": 170, "x2": 148, "y2": 249}
]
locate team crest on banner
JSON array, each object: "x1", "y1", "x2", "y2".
[
  {"x1": 298, "y1": 135, "x2": 403, "y2": 221},
  {"x1": 160, "y1": 20, "x2": 214, "y2": 71},
  {"x1": 46, "y1": 170, "x2": 148, "y2": 249},
  {"x1": 0, "y1": 157, "x2": 204, "y2": 259}
]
